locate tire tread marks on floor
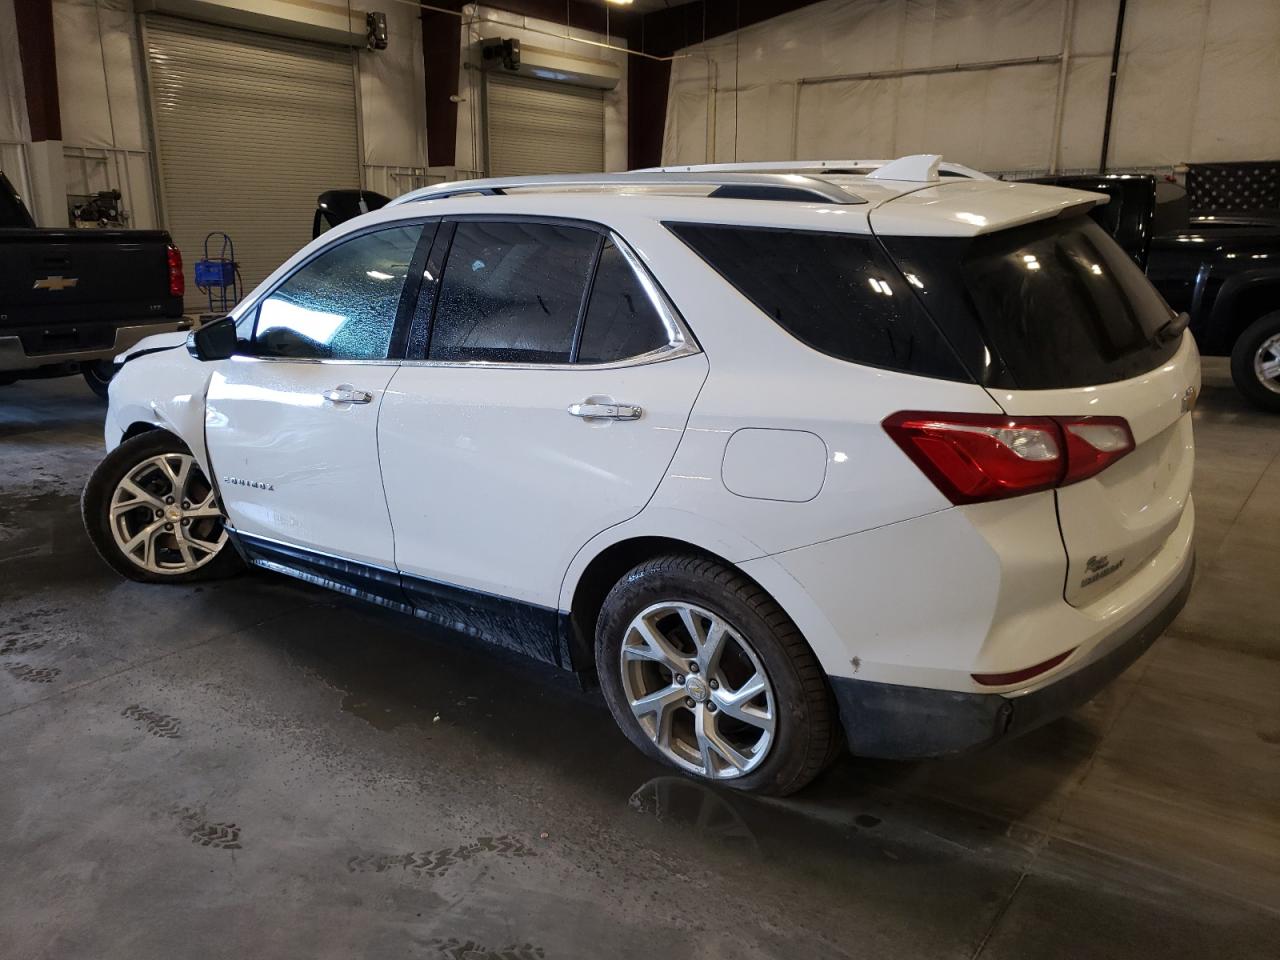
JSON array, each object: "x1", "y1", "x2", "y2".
[
  {"x1": 347, "y1": 835, "x2": 537, "y2": 879},
  {"x1": 4, "y1": 661, "x2": 60, "y2": 683},
  {"x1": 122, "y1": 704, "x2": 182, "y2": 738},
  {"x1": 425, "y1": 938, "x2": 545, "y2": 960},
  {"x1": 173, "y1": 806, "x2": 241, "y2": 850}
]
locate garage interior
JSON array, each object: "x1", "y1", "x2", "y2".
[{"x1": 2, "y1": 0, "x2": 1279, "y2": 957}]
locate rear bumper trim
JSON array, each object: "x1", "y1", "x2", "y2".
[
  {"x1": 0, "y1": 322, "x2": 186, "y2": 370},
  {"x1": 831, "y1": 550, "x2": 1195, "y2": 759}
]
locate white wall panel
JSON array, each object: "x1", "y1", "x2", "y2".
[
  {"x1": 358, "y1": 0, "x2": 428, "y2": 171},
  {"x1": 663, "y1": 0, "x2": 1280, "y2": 173},
  {"x1": 0, "y1": 0, "x2": 29, "y2": 146},
  {"x1": 53, "y1": 0, "x2": 150, "y2": 151}
]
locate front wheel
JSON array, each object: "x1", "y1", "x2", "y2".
[
  {"x1": 595, "y1": 554, "x2": 840, "y2": 796},
  {"x1": 1230, "y1": 311, "x2": 1280, "y2": 413},
  {"x1": 82, "y1": 430, "x2": 243, "y2": 583}
]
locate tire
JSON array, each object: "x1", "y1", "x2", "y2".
[
  {"x1": 81, "y1": 361, "x2": 115, "y2": 400},
  {"x1": 82, "y1": 430, "x2": 243, "y2": 584},
  {"x1": 595, "y1": 553, "x2": 840, "y2": 796},
  {"x1": 1230, "y1": 311, "x2": 1280, "y2": 413}
]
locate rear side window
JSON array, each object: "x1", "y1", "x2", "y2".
[
  {"x1": 882, "y1": 217, "x2": 1179, "y2": 389},
  {"x1": 577, "y1": 240, "x2": 673, "y2": 363},
  {"x1": 429, "y1": 221, "x2": 599, "y2": 363},
  {"x1": 666, "y1": 223, "x2": 970, "y2": 381}
]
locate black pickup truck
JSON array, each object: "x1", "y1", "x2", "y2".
[
  {"x1": 0, "y1": 171, "x2": 186, "y2": 399},
  {"x1": 1028, "y1": 174, "x2": 1280, "y2": 412}
]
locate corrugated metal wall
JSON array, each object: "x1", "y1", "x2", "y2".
[
  {"x1": 143, "y1": 15, "x2": 360, "y2": 311},
  {"x1": 484, "y1": 73, "x2": 604, "y2": 177}
]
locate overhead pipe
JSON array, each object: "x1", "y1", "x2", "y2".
[
  {"x1": 1098, "y1": 0, "x2": 1128, "y2": 173},
  {"x1": 412, "y1": 1, "x2": 684, "y2": 62}
]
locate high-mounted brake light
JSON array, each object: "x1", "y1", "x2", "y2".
[
  {"x1": 883, "y1": 412, "x2": 1134, "y2": 505},
  {"x1": 167, "y1": 245, "x2": 185, "y2": 298}
]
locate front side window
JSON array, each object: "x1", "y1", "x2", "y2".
[
  {"x1": 577, "y1": 240, "x2": 673, "y2": 363},
  {"x1": 429, "y1": 221, "x2": 599, "y2": 364},
  {"x1": 252, "y1": 225, "x2": 422, "y2": 360}
]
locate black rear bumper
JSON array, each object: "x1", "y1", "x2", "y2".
[{"x1": 830, "y1": 553, "x2": 1195, "y2": 759}]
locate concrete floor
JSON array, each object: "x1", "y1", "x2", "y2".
[{"x1": 1, "y1": 361, "x2": 1277, "y2": 959}]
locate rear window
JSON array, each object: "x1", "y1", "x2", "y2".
[
  {"x1": 880, "y1": 216, "x2": 1180, "y2": 390},
  {"x1": 666, "y1": 223, "x2": 971, "y2": 381}
]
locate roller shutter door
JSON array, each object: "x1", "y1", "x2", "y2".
[
  {"x1": 485, "y1": 74, "x2": 604, "y2": 177},
  {"x1": 144, "y1": 15, "x2": 360, "y2": 312}
]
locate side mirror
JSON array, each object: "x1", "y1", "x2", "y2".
[{"x1": 186, "y1": 316, "x2": 239, "y2": 361}]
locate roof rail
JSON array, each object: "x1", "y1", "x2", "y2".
[
  {"x1": 386, "y1": 171, "x2": 866, "y2": 207},
  {"x1": 643, "y1": 156, "x2": 993, "y2": 182}
]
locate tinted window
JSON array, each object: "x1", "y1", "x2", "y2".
[
  {"x1": 577, "y1": 240, "x2": 672, "y2": 363},
  {"x1": 666, "y1": 223, "x2": 969, "y2": 380},
  {"x1": 882, "y1": 217, "x2": 1179, "y2": 389},
  {"x1": 429, "y1": 221, "x2": 599, "y2": 363},
  {"x1": 253, "y1": 225, "x2": 421, "y2": 360}
]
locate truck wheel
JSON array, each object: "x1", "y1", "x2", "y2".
[
  {"x1": 82, "y1": 430, "x2": 243, "y2": 584},
  {"x1": 82, "y1": 361, "x2": 116, "y2": 400},
  {"x1": 1230, "y1": 311, "x2": 1280, "y2": 413}
]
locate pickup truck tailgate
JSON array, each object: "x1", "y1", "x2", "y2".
[{"x1": 0, "y1": 229, "x2": 182, "y2": 331}]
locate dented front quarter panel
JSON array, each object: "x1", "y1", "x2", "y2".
[{"x1": 106, "y1": 341, "x2": 219, "y2": 479}]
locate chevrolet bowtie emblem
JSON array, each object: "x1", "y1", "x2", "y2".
[{"x1": 33, "y1": 275, "x2": 78, "y2": 291}]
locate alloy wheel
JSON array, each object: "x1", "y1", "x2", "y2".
[
  {"x1": 109, "y1": 453, "x2": 228, "y2": 574},
  {"x1": 1254, "y1": 333, "x2": 1280, "y2": 395},
  {"x1": 619, "y1": 601, "x2": 776, "y2": 780}
]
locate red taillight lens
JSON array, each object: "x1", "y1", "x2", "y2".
[
  {"x1": 167, "y1": 245, "x2": 184, "y2": 298},
  {"x1": 883, "y1": 411, "x2": 1135, "y2": 505},
  {"x1": 1060, "y1": 417, "x2": 1134, "y2": 485},
  {"x1": 883, "y1": 411, "x2": 1065, "y2": 504}
]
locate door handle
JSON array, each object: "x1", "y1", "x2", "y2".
[
  {"x1": 568, "y1": 401, "x2": 643, "y2": 421},
  {"x1": 323, "y1": 386, "x2": 374, "y2": 404}
]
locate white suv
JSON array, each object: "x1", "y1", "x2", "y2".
[{"x1": 83, "y1": 156, "x2": 1198, "y2": 795}]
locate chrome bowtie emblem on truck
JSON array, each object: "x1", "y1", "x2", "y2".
[
  {"x1": 222, "y1": 476, "x2": 274, "y2": 491},
  {"x1": 32, "y1": 275, "x2": 78, "y2": 291}
]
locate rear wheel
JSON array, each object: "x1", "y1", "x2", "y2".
[
  {"x1": 595, "y1": 554, "x2": 839, "y2": 796},
  {"x1": 81, "y1": 360, "x2": 115, "y2": 400},
  {"x1": 82, "y1": 431, "x2": 242, "y2": 583},
  {"x1": 1230, "y1": 311, "x2": 1280, "y2": 413}
]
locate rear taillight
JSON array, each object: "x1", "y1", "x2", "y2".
[
  {"x1": 167, "y1": 245, "x2": 184, "y2": 298},
  {"x1": 1060, "y1": 418, "x2": 1135, "y2": 485},
  {"x1": 883, "y1": 412, "x2": 1134, "y2": 505}
]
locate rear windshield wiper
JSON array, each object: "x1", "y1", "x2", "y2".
[{"x1": 1155, "y1": 311, "x2": 1190, "y2": 343}]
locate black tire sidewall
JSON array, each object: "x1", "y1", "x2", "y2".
[
  {"x1": 595, "y1": 557, "x2": 833, "y2": 796},
  {"x1": 81, "y1": 431, "x2": 242, "y2": 584},
  {"x1": 81, "y1": 362, "x2": 114, "y2": 401},
  {"x1": 1230, "y1": 311, "x2": 1280, "y2": 413}
]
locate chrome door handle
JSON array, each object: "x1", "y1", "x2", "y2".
[
  {"x1": 322, "y1": 386, "x2": 374, "y2": 404},
  {"x1": 568, "y1": 401, "x2": 643, "y2": 421}
]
